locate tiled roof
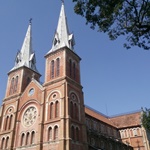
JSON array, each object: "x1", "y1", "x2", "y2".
[
  {"x1": 110, "y1": 111, "x2": 141, "y2": 128},
  {"x1": 85, "y1": 105, "x2": 116, "y2": 127},
  {"x1": 85, "y1": 105, "x2": 142, "y2": 129}
]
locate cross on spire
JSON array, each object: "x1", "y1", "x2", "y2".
[
  {"x1": 10, "y1": 20, "x2": 39, "y2": 73},
  {"x1": 29, "y1": 18, "x2": 32, "y2": 24}
]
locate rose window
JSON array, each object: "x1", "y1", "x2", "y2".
[{"x1": 23, "y1": 107, "x2": 37, "y2": 127}]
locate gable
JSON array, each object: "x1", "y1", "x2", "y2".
[{"x1": 18, "y1": 79, "x2": 44, "y2": 110}]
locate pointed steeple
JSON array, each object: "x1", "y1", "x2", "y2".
[
  {"x1": 48, "y1": 2, "x2": 75, "y2": 53},
  {"x1": 11, "y1": 19, "x2": 38, "y2": 73}
]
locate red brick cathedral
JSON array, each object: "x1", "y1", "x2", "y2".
[{"x1": 0, "y1": 3, "x2": 149, "y2": 150}]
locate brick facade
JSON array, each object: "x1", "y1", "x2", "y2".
[{"x1": 0, "y1": 3, "x2": 149, "y2": 150}]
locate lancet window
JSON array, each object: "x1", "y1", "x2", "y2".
[
  {"x1": 50, "y1": 103, "x2": 54, "y2": 119},
  {"x1": 21, "y1": 133, "x2": 25, "y2": 146},
  {"x1": 3, "y1": 114, "x2": 13, "y2": 131},
  {"x1": 9, "y1": 76, "x2": 19, "y2": 95},
  {"x1": 31, "y1": 131, "x2": 35, "y2": 144},
  {"x1": 26, "y1": 132, "x2": 30, "y2": 145},
  {"x1": 48, "y1": 127, "x2": 52, "y2": 141},
  {"x1": 1, "y1": 136, "x2": 9, "y2": 149},
  {"x1": 49, "y1": 92, "x2": 60, "y2": 120},
  {"x1": 20, "y1": 131, "x2": 36, "y2": 147},
  {"x1": 47, "y1": 125, "x2": 59, "y2": 141},
  {"x1": 51, "y1": 60, "x2": 55, "y2": 79},
  {"x1": 71, "y1": 125, "x2": 80, "y2": 141},
  {"x1": 54, "y1": 126, "x2": 58, "y2": 140},
  {"x1": 50, "y1": 58, "x2": 60, "y2": 79},
  {"x1": 69, "y1": 93, "x2": 79, "y2": 121},
  {"x1": 56, "y1": 58, "x2": 60, "y2": 77}
]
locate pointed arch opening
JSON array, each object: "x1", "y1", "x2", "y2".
[
  {"x1": 51, "y1": 60, "x2": 55, "y2": 79},
  {"x1": 54, "y1": 126, "x2": 58, "y2": 140},
  {"x1": 21, "y1": 133, "x2": 25, "y2": 146},
  {"x1": 74, "y1": 103, "x2": 79, "y2": 120},
  {"x1": 56, "y1": 58, "x2": 60, "y2": 77},
  {"x1": 14, "y1": 76, "x2": 18, "y2": 92},
  {"x1": 71, "y1": 126, "x2": 75, "y2": 140},
  {"x1": 5, "y1": 137, "x2": 9, "y2": 149},
  {"x1": 76, "y1": 127, "x2": 79, "y2": 141},
  {"x1": 9, "y1": 77, "x2": 15, "y2": 95},
  {"x1": 5, "y1": 116, "x2": 9, "y2": 130},
  {"x1": 73, "y1": 62, "x2": 76, "y2": 79},
  {"x1": 8, "y1": 115, "x2": 13, "y2": 130},
  {"x1": 69, "y1": 59, "x2": 72, "y2": 77},
  {"x1": 31, "y1": 131, "x2": 35, "y2": 144},
  {"x1": 50, "y1": 103, "x2": 54, "y2": 119},
  {"x1": 1, "y1": 137, "x2": 5, "y2": 149},
  {"x1": 70, "y1": 101, "x2": 73, "y2": 118},
  {"x1": 55, "y1": 101, "x2": 59, "y2": 118},
  {"x1": 48, "y1": 127, "x2": 52, "y2": 141},
  {"x1": 26, "y1": 132, "x2": 30, "y2": 145}
]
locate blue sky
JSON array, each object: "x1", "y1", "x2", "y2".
[{"x1": 0, "y1": 0, "x2": 150, "y2": 116}]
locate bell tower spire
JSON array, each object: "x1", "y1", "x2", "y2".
[
  {"x1": 5, "y1": 20, "x2": 41, "y2": 98},
  {"x1": 44, "y1": 3, "x2": 88, "y2": 150},
  {"x1": 11, "y1": 19, "x2": 38, "y2": 73},
  {"x1": 48, "y1": 2, "x2": 75, "y2": 53}
]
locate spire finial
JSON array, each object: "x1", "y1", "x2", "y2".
[
  {"x1": 29, "y1": 18, "x2": 32, "y2": 24},
  {"x1": 11, "y1": 19, "x2": 39, "y2": 73},
  {"x1": 48, "y1": 0, "x2": 75, "y2": 53}
]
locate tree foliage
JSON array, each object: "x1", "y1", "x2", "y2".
[
  {"x1": 72, "y1": 0, "x2": 150, "y2": 50},
  {"x1": 142, "y1": 108, "x2": 150, "y2": 131}
]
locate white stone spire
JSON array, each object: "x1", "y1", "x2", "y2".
[
  {"x1": 11, "y1": 20, "x2": 38, "y2": 73},
  {"x1": 48, "y1": 2, "x2": 75, "y2": 53}
]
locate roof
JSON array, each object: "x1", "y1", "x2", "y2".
[
  {"x1": 85, "y1": 105, "x2": 116, "y2": 127},
  {"x1": 85, "y1": 105, "x2": 142, "y2": 129},
  {"x1": 110, "y1": 111, "x2": 142, "y2": 128}
]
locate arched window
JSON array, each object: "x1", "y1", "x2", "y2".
[
  {"x1": 70, "y1": 101, "x2": 73, "y2": 118},
  {"x1": 48, "y1": 127, "x2": 52, "y2": 141},
  {"x1": 133, "y1": 128, "x2": 137, "y2": 136},
  {"x1": 71, "y1": 126, "x2": 75, "y2": 140},
  {"x1": 130, "y1": 129, "x2": 133, "y2": 137},
  {"x1": 21, "y1": 133, "x2": 25, "y2": 146},
  {"x1": 8, "y1": 115, "x2": 13, "y2": 130},
  {"x1": 74, "y1": 103, "x2": 78, "y2": 120},
  {"x1": 26, "y1": 132, "x2": 30, "y2": 145},
  {"x1": 69, "y1": 59, "x2": 72, "y2": 77},
  {"x1": 5, "y1": 116, "x2": 9, "y2": 130},
  {"x1": 73, "y1": 62, "x2": 76, "y2": 79},
  {"x1": 50, "y1": 103, "x2": 54, "y2": 119},
  {"x1": 51, "y1": 60, "x2": 55, "y2": 79},
  {"x1": 137, "y1": 128, "x2": 141, "y2": 136},
  {"x1": 14, "y1": 76, "x2": 18, "y2": 92},
  {"x1": 54, "y1": 126, "x2": 58, "y2": 140},
  {"x1": 31, "y1": 131, "x2": 35, "y2": 144},
  {"x1": 125, "y1": 130, "x2": 128, "y2": 137},
  {"x1": 10, "y1": 77, "x2": 15, "y2": 95},
  {"x1": 121, "y1": 130, "x2": 125, "y2": 138},
  {"x1": 76, "y1": 127, "x2": 79, "y2": 141},
  {"x1": 5, "y1": 137, "x2": 9, "y2": 149},
  {"x1": 55, "y1": 101, "x2": 59, "y2": 118},
  {"x1": 56, "y1": 58, "x2": 60, "y2": 77},
  {"x1": 1, "y1": 137, "x2": 5, "y2": 149}
]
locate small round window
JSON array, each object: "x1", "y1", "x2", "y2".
[{"x1": 29, "y1": 88, "x2": 34, "y2": 96}]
